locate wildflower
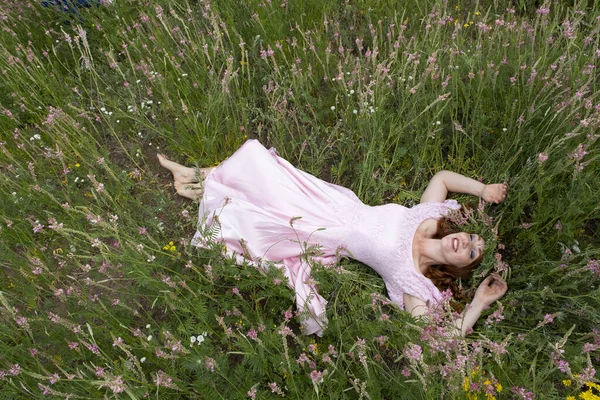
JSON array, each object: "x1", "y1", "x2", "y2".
[
  {"x1": 278, "y1": 326, "x2": 293, "y2": 336},
  {"x1": 153, "y1": 370, "x2": 175, "y2": 389},
  {"x1": 269, "y1": 382, "x2": 284, "y2": 395},
  {"x1": 247, "y1": 386, "x2": 257, "y2": 399},
  {"x1": 537, "y1": 152, "x2": 549, "y2": 163},
  {"x1": 511, "y1": 386, "x2": 535, "y2": 399},
  {"x1": 204, "y1": 357, "x2": 216, "y2": 372},
  {"x1": 296, "y1": 353, "x2": 310, "y2": 366},
  {"x1": 49, "y1": 373, "x2": 60, "y2": 384},
  {"x1": 563, "y1": 379, "x2": 572, "y2": 386},
  {"x1": 68, "y1": 342, "x2": 79, "y2": 350},
  {"x1": 247, "y1": 329, "x2": 258, "y2": 340},
  {"x1": 403, "y1": 343, "x2": 423, "y2": 361},
  {"x1": 8, "y1": 364, "x2": 21, "y2": 376},
  {"x1": 162, "y1": 241, "x2": 176, "y2": 252},
  {"x1": 99, "y1": 375, "x2": 126, "y2": 394},
  {"x1": 309, "y1": 370, "x2": 323, "y2": 383}
]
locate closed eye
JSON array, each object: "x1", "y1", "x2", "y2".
[{"x1": 470, "y1": 249, "x2": 475, "y2": 259}]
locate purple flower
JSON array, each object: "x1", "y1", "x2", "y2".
[{"x1": 403, "y1": 343, "x2": 423, "y2": 361}]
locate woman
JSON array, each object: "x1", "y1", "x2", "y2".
[{"x1": 158, "y1": 140, "x2": 508, "y2": 336}]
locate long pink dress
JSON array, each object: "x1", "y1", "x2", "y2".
[{"x1": 192, "y1": 140, "x2": 460, "y2": 336}]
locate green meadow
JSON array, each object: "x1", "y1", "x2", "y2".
[{"x1": 0, "y1": 0, "x2": 598, "y2": 398}]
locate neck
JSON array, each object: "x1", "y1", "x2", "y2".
[{"x1": 415, "y1": 237, "x2": 445, "y2": 274}]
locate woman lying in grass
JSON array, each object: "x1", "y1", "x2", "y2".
[{"x1": 158, "y1": 139, "x2": 508, "y2": 337}]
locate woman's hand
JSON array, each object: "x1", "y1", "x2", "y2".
[
  {"x1": 481, "y1": 183, "x2": 508, "y2": 204},
  {"x1": 473, "y1": 273, "x2": 508, "y2": 307}
]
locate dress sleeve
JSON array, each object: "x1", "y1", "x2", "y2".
[{"x1": 385, "y1": 272, "x2": 443, "y2": 309}]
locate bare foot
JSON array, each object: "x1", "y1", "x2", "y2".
[
  {"x1": 157, "y1": 153, "x2": 199, "y2": 184},
  {"x1": 174, "y1": 181, "x2": 204, "y2": 200}
]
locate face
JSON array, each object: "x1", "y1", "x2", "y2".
[{"x1": 440, "y1": 232, "x2": 485, "y2": 268}]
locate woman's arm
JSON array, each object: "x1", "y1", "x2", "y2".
[
  {"x1": 420, "y1": 170, "x2": 507, "y2": 204},
  {"x1": 404, "y1": 273, "x2": 508, "y2": 336}
]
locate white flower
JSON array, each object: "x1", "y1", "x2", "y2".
[
  {"x1": 349, "y1": 90, "x2": 355, "y2": 95},
  {"x1": 140, "y1": 357, "x2": 146, "y2": 363},
  {"x1": 145, "y1": 324, "x2": 151, "y2": 329},
  {"x1": 330, "y1": 106, "x2": 335, "y2": 111},
  {"x1": 353, "y1": 110, "x2": 358, "y2": 114},
  {"x1": 197, "y1": 335, "x2": 205, "y2": 344},
  {"x1": 190, "y1": 336, "x2": 196, "y2": 344},
  {"x1": 147, "y1": 335, "x2": 153, "y2": 341},
  {"x1": 436, "y1": 121, "x2": 441, "y2": 125}
]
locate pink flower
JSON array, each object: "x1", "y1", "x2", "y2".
[
  {"x1": 68, "y1": 342, "x2": 79, "y2": 350},
  {"x1": 49, "y1": 373, "x2": 60, "y2": 384},
  {"x1": 296, "y1": 353, "x2": 309, "y2": 366},
  {"x1": 8, "y1": 364, "x2": 21, "y2": 376},
  {"x1": 537, "y1": 152, "x2": 548, "y2": 163},
  {"x1": 153, "y1": 370, "x2": 175, "y2": 388},
  {"x1": 278, "y1": 326, "x2": 293, "y2": 336},
  {"x1": 403, "y1": 343, "x2": 422, "y2": 360},
  {"x1": 204, "y1": 357, "x2": 216, "y2": 372},
  {"x1": 247, "y1": 329, "x2": 258, "y2": 340},
  {"x1": 284, "y1": 309, "x2": 293, "y2": 320},
  {"x1": 309, "y1": 370, "x2": 323, "y2": 383}
]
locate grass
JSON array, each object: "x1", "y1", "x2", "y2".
[{"x1": 0, "y1": 0, "x2": 598, "y2": 398}]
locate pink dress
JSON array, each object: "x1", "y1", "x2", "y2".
[{"x1": 192, "y1": 140, "x2": 461, "y2": 336}]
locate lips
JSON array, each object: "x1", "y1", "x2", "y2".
[{"x1": 452, "y1": 237, "x2": 458, "y2": 252}]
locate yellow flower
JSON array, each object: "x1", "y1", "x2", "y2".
[
  {"x1": 463, "y1": 377, "x2": 470, "y2": 392},
  {"x1": 485, "y1": 395, "x2": 496, "y2": 400},
  {"x1": 566, "y1": 396, "x2": 575, "y2": 400},
  {"x1": 586, "y1": 382, "x2": 600, "y2": 391},
  {"x1": 7, "y1": 282, "x2": 14, "y2": 289},
  {"x1": 563, "y1": 379, "x2": 572, "y2": 387},
  {"x1": 464, "y1": 23, "x2": 469, "y2": 27},
  {"x1": 495, "y1": 383, "x2": 503, "y2": 392},
  {"x1": 75, "y1": 163, "x2": 81, "y2": 168},
  {"x1": 475, "y1": 11, "x2": 481, "y2": 15},
  {"x1": 483, "y1": 379, "x2": 491, "y2": 386}
]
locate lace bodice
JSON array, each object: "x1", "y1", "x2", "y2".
[{"x1": 344, "y1": 200, "x2": 461, "y2": 307}]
